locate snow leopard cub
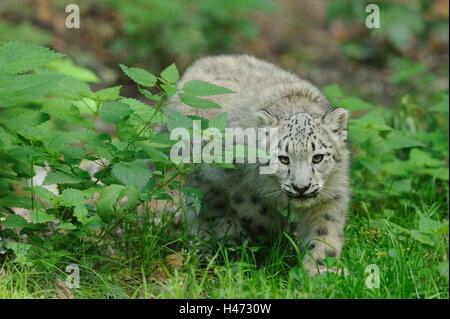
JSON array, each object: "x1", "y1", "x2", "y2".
[{"x1": 168, "y1": 55, "x2": 350, "y2": 275}]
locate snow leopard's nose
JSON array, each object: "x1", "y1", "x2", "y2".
[{"x1": 292, "y1": 184, "x2": 311, "y2": 195}]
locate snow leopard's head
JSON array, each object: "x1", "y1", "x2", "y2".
[{"x1": 258, "y1": 108, "x2": 349, "y2": 208}]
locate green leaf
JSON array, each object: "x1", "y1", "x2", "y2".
[
  {"x1": 409, "y1": 149, "x2": 442, "y2": 167},
  {"x1": 57, "y1": 222, "x2": 77, "y2": 230},
  {"x1": 46, "y1": 58, "x2": 99, "y2": 83},
  {"x1": 6, "y1": 241, "x2": 32, "y2": 256},
  {"x1": 74, "y1": 204, "x2": 88, "y2": 222},
  {"x1": 350, "y1": 110, "x2": 392, "y2": 131},
  {"x1": 0, "y1": 42, "x2": 64, "y2": 74},
  {"x1": 340, "y1": 96, "x2": 375, "y2": 111},
  {"x1": 96, "y1": 86, "x2": 122, "y2": 101},
  {"x1": 49, "y1": 75, "x2": 96, "y2": 100},
  {"x1": 60, "y1": 189, "x2": 85, "y2": 206},
  {"x1": 137, "y1": 143, "x2": 170, "y2": 163},
  {"x1": 160, "y1": 63, "x2": 179, "y2": 84},
  {"x1": 30, "y1": 210, "x2": 55, "y2": 224},
  {"x1": 209, "y1": 112, "x2": 228, "y2": 131},
  {"x1": 180, "y1": 93, "x2": 221, "y2": 109},
  {"x1": 430, "y1": 94, "x2": 449, "y2": 113},
  {"x1": 112, "y1": 160, "x2": 153, "y2": 190},
  {"x1": 97, "y1": 184, "x2": 124, "y2": 221},
  {"x1": 0, "y1": 72, "x2": 64, "y2": 107},
  {"x1": 43, "y1": 171, "x2": 84, "y2": 185},
  {"x1": 118, "y1": 186, "x2": 140, "y2": 211},
  {"x1": 183, "y1": 80, "x2": 234, "y2": 96},
  {"x1": 161, "y1": 84, "x2": 179, "y2": 97},
  {"x1": 2, "y1": 215, "x2": 29, "y2": 229},
  {"x1": 384, "y1": 132, "x2": 426, "y2": 150},
  {"x1": 29, "y1": 186, "x2": 56, "y2": 201},
  {"x1": 99, "y1": 101, "x2": 132, "y2": 124},
  {"x1": 119, "y1": 64, "x2": 157, "y2": 87},
  {"x1": 120, "y1": 98, "x2": 166, "y2": 123}
]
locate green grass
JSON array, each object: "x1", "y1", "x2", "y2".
[{"x1": 1, "y1": 176, "x2": 448, "y2": 299}]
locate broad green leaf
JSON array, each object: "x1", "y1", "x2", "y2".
[
  {"x1": 350, "y1": 110, "x2": 392, "y2": 131},
  {"x1": 2, "y1": 215, "x2": 29, "y2": 229},
  {"x1": 120, "y1": 98, "x2": 166, "y2": 123},
  {"x1": 0, "y1": 42, "x2": 64, "y2": 74},
  {"x1": 160, "y1": 63, "x2": 179, "y2": 84},
  {"x1": 99, "y1": 101, "x2": 132, "y2": 124},
  {"x1": 30, "y1": 210, "x2": 55, "y2": 224},
  {"x1": 6, "y1": 241, "x2": 32, "y2": 256},
  {"x1": 112, "y1": 160, "x2": 153, "y2": 190},
  {"x1": 43, "y1": 171, "x2": 85, "y2": 185},
  {"x1": 409, "y1": 149, "x2": 442, "y2": 167},
  {"x1": 119, "y1": 64, "x2": 157, "y2": 87},
  {"x1": 384, "y1": 132, "x2": 426, "y2": 149},
  {"x1": 118, "y1": 186, "x2": 140, "y2": 211},
  {"x1": 46, "y1": 58, "x2": 99, "y2": 83},
  {"x1": 180, "y1": 93, "x2": 221, "y2": 109},
  {"x1": 161, "y1": 84, "x2": 179, "y2": 97},
  {"x1": 183, "y1": 80, "x2": 234, "y2": 96},
  {"x1": 28, "y1": 186, "x2": 56, "y2": 201},
  {"x1": 96, "y1": 184, "x2": 124, "y2": 221},
  {"x1": 340, "y1": 96, "x2": 375, "y2": 111},
  {"x1": 60, "y1": 188, "x2": 85, "y2": 206},
  {"x1": 96, "y1": 85, "x2": 122, "y2": 101}
]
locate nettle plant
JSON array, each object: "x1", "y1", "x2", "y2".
[{"x1": 0, "y1": 42, "x2": 234, "y2": 263}]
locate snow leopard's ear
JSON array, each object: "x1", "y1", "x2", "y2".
[
  {"x1": 257, "y1": 109, "x2": 279, "y2": 126},
  {"x1": 322, "y1": 107, "x2": 348, "y2": 140}
]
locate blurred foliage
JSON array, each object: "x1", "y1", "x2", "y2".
[
  {"x1": 69, "y1": 0, "x2": 276, "y2": 65},
  {"x1": 327, "y1": 0, "x2": 449, "y2": 61}
]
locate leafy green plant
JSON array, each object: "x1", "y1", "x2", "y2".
[{"x1": 0, "y1": 41, "x2": 233, "y2": 268}]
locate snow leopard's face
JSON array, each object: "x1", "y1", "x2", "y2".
[{"x1": 259, "y1": 108, "x2": 348, "y2": 208}]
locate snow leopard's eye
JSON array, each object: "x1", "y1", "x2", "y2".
[
  {"x1": 278, "y1": 156, "x2": 290, "y2": 165},
  {"x1": 312, "y1": 154, "x2": 324, "y2": 164}
]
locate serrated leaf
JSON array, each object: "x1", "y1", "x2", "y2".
[
  {"x1": 120, "y1": 98, "x2": 166, "y2": 123},
  {"x1": 183, "y1": 80, "x2": 234, "y2": 96},
  {"x1": 29, "y1": 186, "x2": 56, "y2": 200},
  {"x1": 60, "y1": 189, "x2": 85, "y2": 206},
  {"x1": 99, "y1": 101, "x2": 132, "y2": 124},
  {"x1": 0, "y1": 42, "x2": 64, "y2": 74},
  {"x1": 49, "y1": 75, "x2": 96, "y2": 100},
  {"x1": 43, "y1": 171, "x2": 85, "y2": 185},
  {"x1": 180, "y1": 93, "x2": 221, "y2": 109},
  {"x1": 30, "y1": 210, "x2": 55, "y2": 224},
  {"x1": 2, "y1": 215, "x2": 29, "y2": 229},
  {"x1": 112, "y1": 161, "x2": 153, "y2": 190},
  {"x1": 119, "y1": 64, "x2": 157, "y2": 87},
  {"x1": 161, "y1": 84, "x2": 179, "y2": 97},
  {"x1": 95, "y1": 85, "x2": 122, "y2": 101},
  {"x1": 160, "y1": 63, "x2": 179, "y2": 84}
]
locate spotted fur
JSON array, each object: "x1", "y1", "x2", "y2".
[{"x1": 169, "y1": 55, "x2": 351, "y2": 276}]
